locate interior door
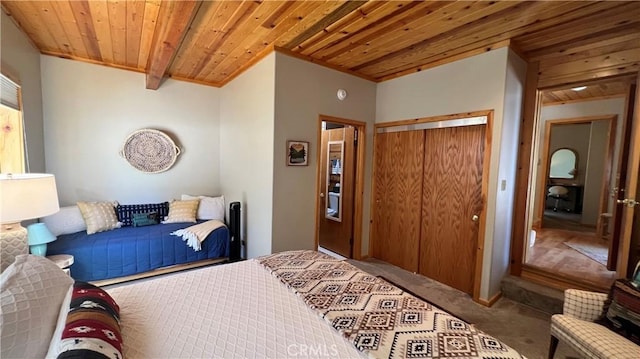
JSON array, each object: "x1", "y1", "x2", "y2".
[
  {"x1": 615, "y1": 76, "x2": 640, "y2": 276},
  {"x1": 419, "y1": 125, "x2": 486, "y2": 294},
  {"x1": 319, "y1": 127, "x2": 356, "y2": 257},
  {"x1": 372, "y1": 130, "x2": 424, "y2": 272},
  {"x1": 609, "y1": 82, "x2": 637, "y2": 271}
]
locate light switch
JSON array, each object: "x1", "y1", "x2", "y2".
[{"x1": 501, "y1": 180, "x2": 507, "y2": 191}]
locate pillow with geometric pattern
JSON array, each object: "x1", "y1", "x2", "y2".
[
  {"x1": 162, "y1": 199, "x2": 199, "y2": 224},
  {"x1": 47, "y1": 281, "x2": 123, "y2": 359},
  {"x1": 77, "y1": 201, "x2": 121, "y2": 235},
  {"x1": 116, "y1": 202, "x2": 169, "y2": 227}
]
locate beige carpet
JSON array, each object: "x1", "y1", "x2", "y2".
[{"x1": 564, "y1": 240, "x2": 608, "y2": 266}]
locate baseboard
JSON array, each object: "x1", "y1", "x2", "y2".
[
  {"x1": 93, "y1": 257, "x2": 228, "y2": 287},
  {"x1": 477, "y1": 291, "x2": 502, "y2": 307}
]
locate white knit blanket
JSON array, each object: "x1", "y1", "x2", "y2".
[{"x1": 171, "y1": 219, "x2": 225, "y2": 251}]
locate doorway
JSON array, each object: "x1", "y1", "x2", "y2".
[
  {"x1": 315, "y1": 115, "x2": 366, "y2": 259},
  {"x1": 516, "y1": 76, "x2": 640, "y2": 291}
]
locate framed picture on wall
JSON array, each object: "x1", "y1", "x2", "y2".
[{"x1": 287, "y1": 140, "x2": 309, "y2": 166}]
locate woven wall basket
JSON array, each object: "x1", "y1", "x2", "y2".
[{"x1": 119, "y1": 129, "x2": 181, "y2": 173}]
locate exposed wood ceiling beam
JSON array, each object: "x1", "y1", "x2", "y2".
[{"x1": 145, "y1": 1, "x2": 201, "y2": 90}]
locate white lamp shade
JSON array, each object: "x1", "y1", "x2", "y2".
[{"x1": 0, "y1": 173, "x2": 60, "y2": 224}]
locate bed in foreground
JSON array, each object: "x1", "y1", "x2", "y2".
[
  {"x1": 108, "y1": 250, "x2": 523, "y2": 358},
  {"x1": 1, "y1": 251, "x2": 524, "y2": 359}
]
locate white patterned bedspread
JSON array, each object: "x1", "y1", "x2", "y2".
[{"x1": 106, "y1": 259, "x2": 365, "y2": 358}]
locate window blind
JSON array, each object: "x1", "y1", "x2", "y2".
[{"x1": 1, "y1": 74, "x2": 20, "y2": 110}]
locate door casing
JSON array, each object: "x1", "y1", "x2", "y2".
[{"x1": 314, "y1": 115, "x2": 366, "y2": 259}]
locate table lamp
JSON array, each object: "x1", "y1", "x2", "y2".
[
  {"x1": 0, "y1": 173, "x2": 60, "y2": 271},
  {"x1": 27, "y1": 223, "x2": 56, "y2": 256}
]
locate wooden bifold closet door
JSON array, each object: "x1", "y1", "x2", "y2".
[
  {"x1": 420, "y1": 125, "x2": 485, "y2": 294},
  {"x1": 373, "y1": 124, "x2": 486, "y2": 295},
  {"x1": 372, "y1": 130, "x2": 424, "y2": 273}
]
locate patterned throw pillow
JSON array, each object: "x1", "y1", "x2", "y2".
[
  {"x1": 116, "y1": 202, "x2": 169, "y2": 227},
  {"x1": 76, "y1": 201, "x2": 121, "y2": 235},
  {"x1": 162, "y1": 199, "x2": 199, "y2": 223},
  {"x1": 51, "y1": 281, "x2": 123, "y2": 359}
]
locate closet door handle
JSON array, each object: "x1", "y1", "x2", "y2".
[{"x1": 472, "y1": 215, "x2": 479, "y2": 222}]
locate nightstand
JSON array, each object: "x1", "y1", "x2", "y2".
[{"x1": 47, "y1": 254, "x2": 74, "y2": 275}]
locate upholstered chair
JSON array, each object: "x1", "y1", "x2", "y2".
[{"x1": 549, "y1": 289, "x2": 638, "y2": 358}]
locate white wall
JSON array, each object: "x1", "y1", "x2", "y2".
[
  {"x1": 220, "y1": 53, "x2": 276, "y2": 259},
  {"x1": 41, "y1": 56, "x2": 221, "y2": 205},
  {"x1": 583, "y1": 120, "x2": 609, "y2": 225},
  {"x1": 1, "y1": 11, "x2": 45, "y2": 172},
  {"x1": 273, "y1": 53, "x2": 377, "y2": 255},
  {"x1": 488, "y1": 50, "x2": 527, "y2": 297},
  {"x1": 376, "y1": 47, "x2": 524, "y2": 301}
]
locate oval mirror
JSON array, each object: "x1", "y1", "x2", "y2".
[{"x1": 549, "y1": 148, "x2": 577, "y2": 179}]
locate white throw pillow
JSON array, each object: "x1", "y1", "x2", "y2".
[
  {"x1": 1, "y1": 254, "x2": 73, "y2": 359},
  {"x1": 181, "y1": 194, "x2": 225, "y2": 221},
  {"x1": 41, "y1": 205, "x2": 87, "y2": 236}
]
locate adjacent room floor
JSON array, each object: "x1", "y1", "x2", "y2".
[{"x1": 526, "y1": 226, "x2": 616, "y2": 290}]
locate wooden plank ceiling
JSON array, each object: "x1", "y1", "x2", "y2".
[{"x1": 2, "y1": 1, "x2": 639, "y2": 91}]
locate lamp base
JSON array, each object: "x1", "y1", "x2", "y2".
[
  {"x1": 1, "y1": 223, "x2": 28, "y2": 272},
  {"x1": 29, "y1": 243, "x2": 48, "y2": 256}
]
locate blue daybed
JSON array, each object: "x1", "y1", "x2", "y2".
[{"x1": 47, "y1": 222, "x2": 229, "y2": 282}]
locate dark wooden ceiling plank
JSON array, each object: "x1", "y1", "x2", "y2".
[
  {"x1": 146, "y1": 0, "x2": 201, "y2": 90},
  {"x1": 358, "y1": 1, "x2": 612, "y2": 78},
  {"x1": 310, "y1": 1, "x2": 439, "y2": 60},
  {"x1": 168, "y1": 1, "x2": 226, "y2": 77},
  {"x1": 514, "y1": 3, "x2": 640, "y2": 51},
  {"x1": 203, "y1": 1, "x2": 344, "y2": 83},
  {"x1": 283, "y1": 0, "x2": 368, "y2": 49},
  {"x1": 261, "y1": 1, "x2": 296, "y2": 30},
  {"x1": 85, "y1": 1, "x2": 114, "y2": 63},
  {"x1": 335, "y1": 0, "x2": 519, "y2": 68},
  {"x1": 125, "y1": 0, "x2": 145, "y2": 68},
  {"x1": 69, "y1": 0, "x2": 103, "y2": 61},
  {"x1": 294, "y1": 0, "x2": 393, "y2": 55},
  {"x1": 526, "y1": 24, "x2": 640, "y2": 61},
  {"x1": 352, "y1": 1, "x2": 588, "y2": 74},
  {"x1": 198, "y1": 1, "x2": 290, "y2": 81},
  {"x1": 538, "y1": 37, "x2": 640, "y2": 69},
  {"x1": 205, "y1": 1, "x2": 320, "y2": 82},
  {"x1": 187, "y1": 1, "x2": 261, "y2": 80},
  {"x1": 271, "y1": 1, "x2": 352, "y2": 49}
]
